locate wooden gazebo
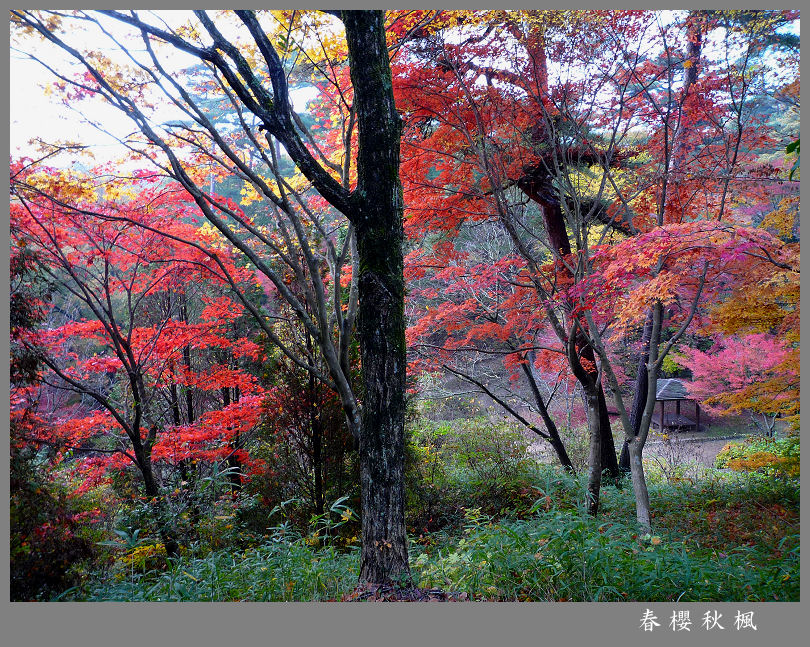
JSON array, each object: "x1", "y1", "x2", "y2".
[{"x1": 651, "y1": 378, "x2": 701, "y2": 433}]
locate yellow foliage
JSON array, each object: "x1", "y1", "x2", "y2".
[
  {"x1": 726, "y1": 452, "x2": 800, "y2": 477},
  {"x1": 759, "y1": 195, "x2": 799, "y2": 240},
  {"x1": 118, "y1": 543, "x2": 166, "y2": 570},
  {"x1": 103, "y1": 183, "x2": 138, "y2": 202}
]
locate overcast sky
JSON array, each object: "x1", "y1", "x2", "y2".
[
  {"x1": 9, "y1": 10, "x2": 320, "y2": 167},
  {"x1": 9, "y1": 9, "x2": 798, "y2": 168}
]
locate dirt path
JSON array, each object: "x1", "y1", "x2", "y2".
[
  {"x1": 643, "y1": 435, "x2": 743, "y2": 467},
  {"x1": 530, "y1": 433, "x2": 746, "y2": 468}
]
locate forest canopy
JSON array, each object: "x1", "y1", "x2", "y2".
[{"x1": 9, "y1": 9, "x2": 799, "y2": 602}]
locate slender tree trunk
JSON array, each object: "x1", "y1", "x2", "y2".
[
  {"x1": 619, "y1": 310, "x2": 654, "y2": 471},
  {"x1": 180, "y1": 292, "x2": 194, "y2": 427},
  {"x1": 535, "y1": 399, "x2": 574, "y2": 472},
  {"x1": 169, "y1": 362, "x2": 188, "y2": 483},
  {"x1": 134, "y1": 442, "x2": 179, "y2": 556},
  {"x1": 522, "y1": 354, "x2": 574, "y2": 470},
  {"x1": 221, "y1": 386, "x2": 242, "y2": 492},
  {"x1": 306, "y1": 334, "x2": 324, "y2": 515},
  {"x1": 521, "y1": 187, "x2": 619, "y2": 480},
  {"x1": 343, "y1": 10, "x2": 411, "y2": 586},
  {"x1": 627, "y1": 301, "x2": 665, "y2": 530},
  {"x1": 312, "y1": 406, "x2": 324, "y2": 515},
  {"x1": 178, "y1": 292, "x2": 196, "y2": 484},
  {"x1": 567, "y1": 330, "x2": 603, "y2": 516},
  {"x1": 627, "y1": 440, "x2": 651, "y2": 529},
  {"x1": 584, "y1": 388, "x2": 602, "y2": 516}
]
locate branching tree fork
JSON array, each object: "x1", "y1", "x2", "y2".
[{"x1": 13, "y1": 9, "x2": 412, "y2": 584}]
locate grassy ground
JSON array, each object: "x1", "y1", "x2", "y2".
[{"x1": 59, "y1": 465, "x2": 799, "y2": 602}]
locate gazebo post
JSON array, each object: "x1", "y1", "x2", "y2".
[
  {"x1": 696, "y1": 401, "x2": 700, "y2": 431},
  {"x1": 676, "y1": 399, "x2": 681, "y2": 417},
  {"x1": 660, "y1": 400, "x2": 665, "y2": 432}
]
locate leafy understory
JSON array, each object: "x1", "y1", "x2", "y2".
[{"x1": 58, "y1": 466, "x2": 798, "y2": 602}]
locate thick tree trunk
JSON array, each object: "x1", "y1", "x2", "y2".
[
  {"x1": 355, "y1": 214, "x2": 410, "y2": 584},
  {"x1": 343, "y1": 10, "x2": 411, "y2": 586}
]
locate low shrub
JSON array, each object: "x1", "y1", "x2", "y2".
[
  {"x1": 715, "y1": 434, "x2": 799, "y2": 477},
  {"x1": 10, "y1": 449, "x2": 100, "y2": 600},
  {"x1": 64, "y1": 504, "x2": 363, "y2": 602},
  {"x1": 405, "y1": 416, "x2": 540, "y2": 530}
]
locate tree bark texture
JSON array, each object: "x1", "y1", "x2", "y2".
[
  {"x1": 342, "y1": 10, "x2": 411, "y2": 585},
  {"x1": 619, "y1": 310, "x2": 654, "y2": 472},
  {"x1": 584, "y1": 389, "x2": 602, "y2": 516}
]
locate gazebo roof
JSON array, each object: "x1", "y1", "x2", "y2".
[{"x1": 655, "y1": 378, "x2": 691, "y2": 401}]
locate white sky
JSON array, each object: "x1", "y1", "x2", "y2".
[
  {"x1": 9, "y1": 10, "x2": 321, "y2": 167},
  {"x1": 9, "y1": 53, "x2": 317, "y2": 165},
  {"x1": 9, "y1": 10, "x2": 799, "y2": 168}
]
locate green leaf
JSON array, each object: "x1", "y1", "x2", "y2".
[{"x1": 786, "y1": 138, "x2": 799, "y2": 180}]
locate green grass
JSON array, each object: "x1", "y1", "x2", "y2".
[
  {"x1": 61, "y1": 466, "x2": 799, "y2": 602},
  {"x1": 62, "y1": 534, "x2": 361, "y2": 602}
]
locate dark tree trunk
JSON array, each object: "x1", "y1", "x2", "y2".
[
  {"x1": 312, "y1": 404, "x2": 324, "y2": 515},
  {"x1": 180, "y1": 293, "x2": 195, "y2": 427},
  {"x1": 535, "y1": 401, "x2": 574, "y2": 472},
  {"x1": 619, "y1": 310, "x2": 654, "y2": 472},
  {"x1": 134, "y1": 443, "x2": 179, "y2": 557},
  {"x1": 222, "y1": 387, "x2": 242, "y2": 492},
  {"x1": 342, "y1": 10, "x2": 411, "y2": 586},
  {"x1": 169, "y1": 369, "x2": 188, "y2": 482},
  {"x1": 567, "y1": 330, "x2": 602, "y2": 516},
  {"x1": 595, "y1": 357, "x2": 620, "y2": 480},
  {"x1": 522, "y1": 354, "x2": 574, "y2": 471},
  {"x1": 354, "y1": 214, "x2": 410, "y2": 585},
  {"x1": 526, "y1": 189, "x2": 619, "y2": 479},
  {"x1": 178, "y1": 292, "x2": 195, "y2": 484},
  {"x1": 548, "y1": 434, "x2": 574, "y2": 472}
]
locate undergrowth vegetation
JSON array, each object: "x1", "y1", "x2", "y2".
[
  {"x1": 50, "y1": 418, "x2": 799, "y2": 602},
  {"x1": 715, "y1": 434, "x2": 800, "y2": 477}
]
